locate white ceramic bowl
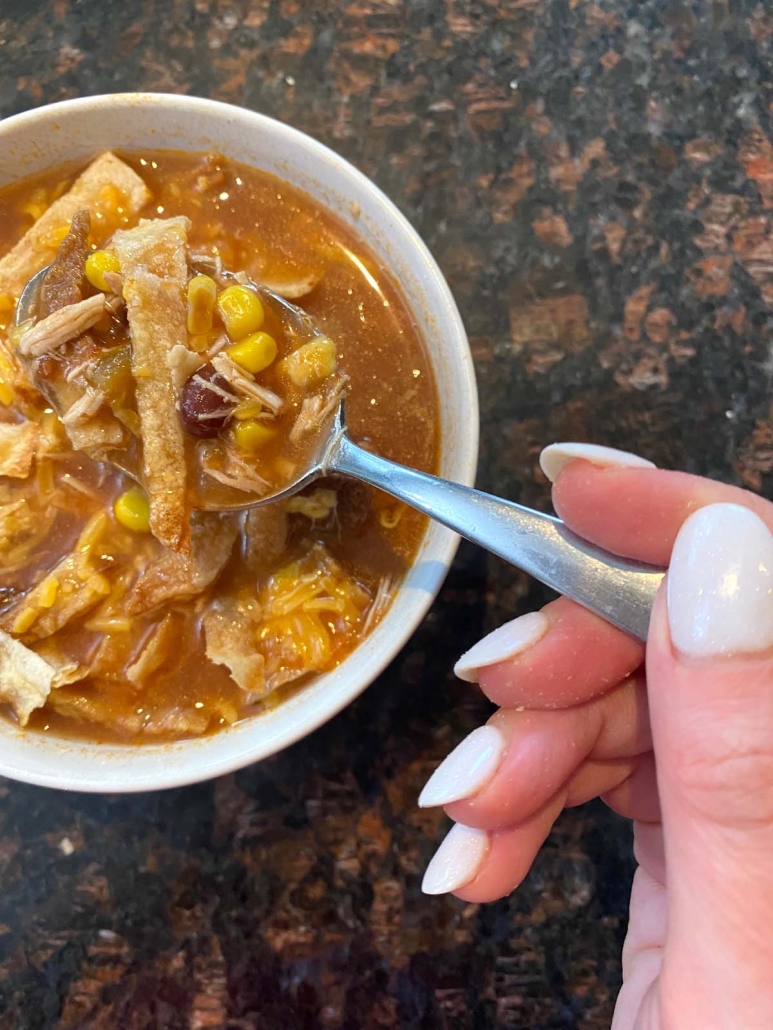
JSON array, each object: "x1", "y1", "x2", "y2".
[{"x1": 0, "y1": 94, "x2": 478, "y2": 792}]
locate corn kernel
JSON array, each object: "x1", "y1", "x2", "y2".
[
  {"x1": 217, "y1": 285, "x2": 264, "y2": 340},
  {"x1": 187, "y1": 274, "x2": 217, "y2": 335},
  {"x1": 233, "y1": 399, "x2": 263, "y2": 420},
  {"x1": 280, "y1": 337, "x2": 337, "y2": 388},
  {"x1": 114, "y1": 485, "x2": 151, "y2": 533},
  {"x1": 226, "y1": 331, "x2": 277, "y2": 375},
  {"x1": 85, "y1": 250, "x2": 121, "y2": 292},
  {"x1": 233, "y1": 419, "x2": 277, "y2": 452}
]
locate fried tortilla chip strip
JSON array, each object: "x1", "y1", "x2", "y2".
[
  {"x1": 0, "y1": 628, "x2": 59, "y2": 725},
  {"x1": 113, "y1": 217, "x2": 191, "y2": 552},
  {"x1": 64, "y1": 411, "x2": 126, "y2": 459},
  {"x1": 0, "y1": 421, "x2": 39, "y2": 478},
  {"x1": 126, "y1": 614, "x2": 176, "y2": 686},
  {"x1": 124, "y1": 513, "x2": 238, "y2": 617},
  {"x1": 0, "y1": 152, "x2": 150, "y2": 298},
  {"x1": 3, "y1": 511, "x2": 115, "y2": 640},
  {"x1": 3, "y1": 549, "x2": 112, "y2": 641},
  {"x1": 242, "y1": 505, "x2": 288, "y2": 573},
  {"x1": 203, "y1": 598, "x2": 267, "y2": 698}
]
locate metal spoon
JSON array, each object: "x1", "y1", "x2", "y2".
[{"x1": 17, "y1": 266, "x2": 665, "y2": 640}]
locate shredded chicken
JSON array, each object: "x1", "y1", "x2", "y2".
[
  {"x1": 0, "y1": 628, "x2": 60, "y2": 725},
  {"x1": 203, "y1": 599, "x2": 267, "y2": 697},
  {"x1": 102, "y1": 271, "x2": 124, "y2": 296},
  {"x1": 168, "y1": 343, "x2": 204, "y2": 392},
  {"x1": 104, "y1": 293, "x2": 125, "y2": 318},
  {"x1": 0, "y1": 152, "x2": 150, "y2": 298},
  {"x1": 0, "y1": 421, "x2": 39, "y2": 478},
  {"x1": 61, "y1": 387, "x2": 106, "y2": 428},
  {"x1": 211, "y1": 353, "x2": 283, "y2": 413},
  {"x1": 201, "y1": 446, "x2": 270, "y2": 494},
  {"x1": 113, "y1": 217, "x2": 191, "y2": 553},
  {"x1": 17, "y1": 293, "x2": 106, "y2": 358},
  {"x1": 124, "y1": 513, "x2": 239, "y2": 617},
  {"x1": 261, "y1": 273, "x2": 320, "y2": 300},
  {"x1": 205, "y1": 332, "x2": 229, "y2": 359},
  {"x1": 242, "y1": 505, "x2": 289, "y2": 573},
  {"x1": 289, "y1": 377, "x2": 346, "y2": 444},
  {"x1": 38, "y1": 209, "x2": 91, "y2": 318}
]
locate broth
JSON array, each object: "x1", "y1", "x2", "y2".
[{"x1": 0, "y1": 150, "x2": 439, "y2": 742}]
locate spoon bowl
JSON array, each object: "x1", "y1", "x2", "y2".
[{"x1": 15, "y1": 262, "x2": 342, "y2": 510}]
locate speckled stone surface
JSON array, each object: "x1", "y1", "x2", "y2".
[{"x1": 2, "y1": 1, "x2": 773, "y2": 1026}]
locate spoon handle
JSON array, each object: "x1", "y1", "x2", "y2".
[{"x1": 328, "y1": 434, "x2": 665, "y2": 640}]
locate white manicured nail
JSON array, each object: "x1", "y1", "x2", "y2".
[
  {"x1": 668, "y1": 503, "x2": 773, "y2": 658},
  {"x1": 539, "y1": 442, "x2": 655, "y2": 483},
  {"x1": 419, "y1": 725, "x2": 506, "y2": 808},
  {"x1": 421, "y1": 823, "x2": 490, "y2": 895},
  {"x1": 454, "y1": 611, "x2": 548, "y2": 683}
]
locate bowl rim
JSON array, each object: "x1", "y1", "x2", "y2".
[{"x1": 0, "y1": 93, "x2": 479, "y2": 792}]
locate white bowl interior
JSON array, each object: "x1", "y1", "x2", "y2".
[{"x1": 0, "y1": 95, "x2": 478, "y2": 792}]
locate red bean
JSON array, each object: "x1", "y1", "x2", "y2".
[{"x1": 179, "y1": 363, "x2": 237, "y2": 438}]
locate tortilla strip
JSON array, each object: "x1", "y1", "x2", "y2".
[
  {"x1": 113, "y1": 217, "x2": 191, "y2": 552},
  {"x1": 203, "y1": 599, "x2": 266, "y2": 698},
  {"x1": 32, "y1": 640, "x2": 87, "y2": 688},
  {"x1": 242, "y1": 505, "x2": 288, "y2": 573},
  {"x1": 3, "y1": 551, "x2": 111, "y2": 641},
  {"x1": 0, "y1": 628, "x2": 59, "y2": 725},
  {"x1": 0, "y1": 152, "x2": 151, "y2": 298},
  {"x1": 126, "y1": 615, "x2": 176, "y2": 686},
  {"x1": 124, "y1": 513, "x2": 238, "y2": 617},
  {"x1": 47, "y1": 684, "x2": 231, "y2": 737},
  {"x1": 0, "y1": 421, "x2": 39, "y2": 478},
  {"x1": 64, "y1": 411, "x2": 126, "y2": 459}
]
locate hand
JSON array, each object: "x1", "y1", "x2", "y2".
[{"x1": 418, "y1": 444, "x2": 773, "y2": 1030}]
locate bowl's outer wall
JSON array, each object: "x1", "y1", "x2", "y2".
[{"x1": 0, "y1": 94, "x2": 478, "y2": 792}]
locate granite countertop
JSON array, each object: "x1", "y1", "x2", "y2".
[{"x1": 1, "y1": 1, "x2": 772, "y2": 1027}]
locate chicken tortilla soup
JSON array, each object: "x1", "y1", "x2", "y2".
[{"x1": 0, "y1": 151, "x2": 438, "y2": 741}]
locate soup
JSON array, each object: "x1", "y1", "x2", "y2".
[{"x1": 0, "y1": 151, "x2": 438, "y2": 742}]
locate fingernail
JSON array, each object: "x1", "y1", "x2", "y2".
[
  {"x1": 419, "y1": 725, "x2": 506, "y2": 808},
  {"x1": 539, "y1": 442, "x2": 655, "y2": 483},
  {"x1": 668, "y1": 503, "x2": 773, "y2": 657},
  {"x1": 421, "y1": 823, "x2": 490, "y2": 895},
  {"x1": 454, "y1": 611, "x2": 548, "y2": 683}
]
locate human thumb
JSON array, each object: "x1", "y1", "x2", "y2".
[{"x1": 646, "y1": 502, "x2": 773, "y2": 1029}]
